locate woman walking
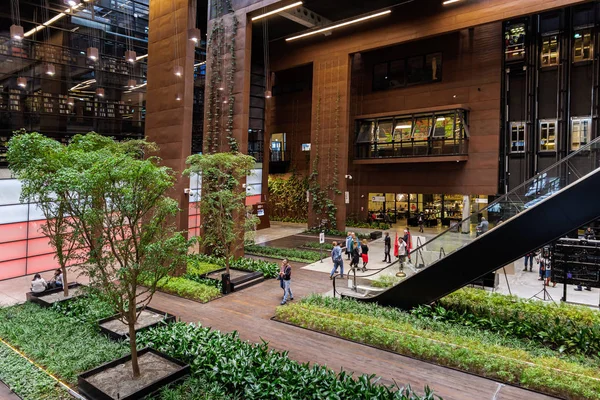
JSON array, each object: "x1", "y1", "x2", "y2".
[
  {"x1": 360, "y1": 239, "x2": 369, "y2": 272},
  {"x1": 280, "y1": 259, "x2": 294, "y2": 305}
]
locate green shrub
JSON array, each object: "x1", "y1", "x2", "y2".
[
  {"x1": 305, "y1": 228, "x2": 371, "y2": 240},
  {"x1": 0, "y1": 341, "x2": 70, "y2": 400},
  {"x1": 191, "y1": 254, "x2": 279, "y2": 279},
  {"x1": 159, "y1": 376, "x2": 235, "y2": 400},
  {"x1": 346, "y1": 220, "x2": 391, "y2": 230},
  {"x1": 277, "y1": 296, "x2": 600, "y2": 400},
  {"x1": 156, "y1": 276, "x2": 222, "y2": 303},
  {"x1": 413, "y1": 288, "x2": 600, "y2": 357},
  {"x1": 244, "y1": 244, "x2": 322, "y2": 263},
  {"x1": 371, "y1": 275, "x2": 403, "y2": 288},
  {"x1": 301, "y1": 241, "x2": 334, "y2": 250},
  {"x1": 270, "y1": 216, "x2": 308, "y2": 224},
  {"x1": 51, "y1": 293, "x2": 115, "y2": 327},
  {"x1": 138, "y1": 322, "x2": 440, "y2": 400},
  {"x1": 0, "y1": 303, "x2": 126, "y2": 385},
  {"x1": 187, "y1": 260, "x2": 223, "y2": 276}
]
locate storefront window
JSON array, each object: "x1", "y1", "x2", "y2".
[
  {"x1": 539, "y1": 120, "x2": 557, "y2": 152},
  {"x1": 432, "y1": 113, "x2": 454, "y2": 139},
  {"x1": 571, "y1": 117, "x2": 590, "y2": 150},
  {"x1": 393, "y1": 118, "x2": 412, "y2": 142},
  {"x1": 541, "y1": 35, "x2": 559, "y2": 67},
  {"x1": 510, "y1": 122, "x2": 526, "y2": 153},
  {"x1": 412, "y1": 116, "x2": 431, "y2": 143},
  {"x1": 573, "y1": 30, "x2": 593, "y2": 62},
  {"x1": 505, "y1": 23, "x2": 526, "y2": 61}
]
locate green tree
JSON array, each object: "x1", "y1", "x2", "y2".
[
  {"x1": 185, "y1": 152, "x2": 258, "y2": 274},
  {"x1": 8, "y1": 131, "x2": 77, "y2": 298},
  {"x1": 9, "y1": 132, "x2": 188, "y2": 378}
]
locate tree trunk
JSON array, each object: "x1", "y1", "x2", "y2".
[
  {"x1": 62, "y1": 266, "x2": 69, "y2": 297},
  {"x1": 225, "y1": 256, "x2": 230, "y2": 275},
  {"x1": 128, "y1": 306, "x2": 140, "y2": 378}
]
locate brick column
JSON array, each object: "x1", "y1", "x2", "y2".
[{"x1": 146, "y1": 0, "x2": 196, "y2": 235}]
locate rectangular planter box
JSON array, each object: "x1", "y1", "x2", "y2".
[
  {"x1": 78, "y1": 347, "x2": 190, "y2": 400},
  {"x1": 98, "y1": 306, "x2": 177, "y2": 341},
  {"x1": 26, "y1": 283, "x2": 84, "y2": 308}
]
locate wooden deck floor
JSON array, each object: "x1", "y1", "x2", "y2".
[{"x1": 149, "y1": 260, "x2": 557, "y2": 400}]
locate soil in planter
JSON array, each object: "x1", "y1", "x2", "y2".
[
  {"x1": 205, "y1": 268, "x2": 248, "y2": 281},
  {"x1": 36, "y1": 287, "x2": 83, "y2": 304},
  {"x1": 99, "y1": 310, "x2": 167, "y2": 337},
  {"x1": 85, "y1": 351, "x2": 180, "y2": 399}
]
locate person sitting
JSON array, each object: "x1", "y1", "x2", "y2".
[
  {"x1": 31, "y1": 273, "x2": 47, "y2": 293},
  {"x1": 48, "y1": 269, "x2": 63, "y2": 289}
]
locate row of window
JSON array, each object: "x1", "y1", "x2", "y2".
[
  {"x1": 356, "y1": 109, "x2": 468, "y2": 144},
  {"x1": 373, "y1": 52, "x2": 442, "y2": 91},
  {"x1": 505, "y1": 23, "x2": 594, "y2": 65},
  {"x1": 509, "y1": 117, "x2": 591, "y2": 153}
]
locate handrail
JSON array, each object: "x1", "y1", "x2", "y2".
[{"x1": 332, "y1": 134, "x2": 600, "y2": 295}]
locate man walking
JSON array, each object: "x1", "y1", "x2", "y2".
[
  {"x1": 280, "y1": 259, "x2": 294, "y2": 305},
  {"x1": 345, "y1": 232, "x2": 353, "y2": 260},
  {"x1": 330, "y1": 241, "x2": 344, "y2": 279},
  {"x1": 383, "y1": 232, "x2": 391, "y2": 263}
]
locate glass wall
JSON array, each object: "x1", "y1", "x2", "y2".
[{"x1": 0, "y1": 0, "x2": 150, "y2": 164}]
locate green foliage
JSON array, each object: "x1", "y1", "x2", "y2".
[
  {"x1": 137, "y1": 322, "x2": 440, "y2": 400},
  {"x1": 159, "y1": 376, "x2": 236, "y2": 400},
  {"x1": 190, "y1": 254, "x2": 279, "y2": 279},
  {"x1": 51, "y1": 293, "x2": 115, "y2": 326},
  {"x1": 187, "y1": 260, "x2": 223, "y2": 276},
  {"x1": 244, "y1": 244, "x2": 322, "y2": 263},
  {"x1": 155, "y1": 276, "x2": 222, "y2": 303},
  {"x1": 268, "y1": 174, "x2": 309, "y2": 222},
  {"x1": 0, "y1": 303, "x2": 126, "y2": 385},
  {"x1": 371, "y1": 275, "x2": 403, "y2": 288},
  {"x1": 0, "y1": 341, "x2": 70, "y2": 400},
  {"x1": 185, "y1": 152, "x2": 258, "y2": 273},
  {"x1": 277, "y1": 295, "x2": 600, "y2": 400},
  {"x1": 412, "y1": 288, "x2": 600, "y2": 357},
  {"x1": 305, "y1": 228, "x2": 371, "y2": 240},
  {"x1": 346, "y1": 219, "x2": 391, "y2": 230},
  {"x1": 301, "y1": 241, "x2": 334, "y2": 250}
]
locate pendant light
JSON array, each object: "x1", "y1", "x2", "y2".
[
  {"x1": 17, "y1": 77, "x2": 27, "y2": 88},
  {"x1": 188, "y1": 28, "x2": 201, "y2": 45},
  {"x1": 67, "y1": 97, "x2": 75, "y2": 106},
  {"x1": 174, "y1": 65, "x2": 183, "y2": 77},
  {"x1": 10, "y1": 25, "x2": 24, "y2": 40},
  {"x1": 127, "y1": 79, "x2": 136, "y2": 88},
  {"x1": 175, "y1": 93, "x2": 182, "y2": 101},
  {"x1": 96, "y1": 88, "x2": 104, "y2": 97},
  {"x1": 87, "y1": 47, "x2": 99, "y2": 61},
  {"x1": 125, "y1": 50, "x2": 136, "y2": 63},
  {"x1": 43, "y1": 63, "x2": 56, "y2": 76}
]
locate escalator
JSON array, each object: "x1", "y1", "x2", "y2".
[{"x1": 340, "y1": 136, "x2": 600, "y2": 310}]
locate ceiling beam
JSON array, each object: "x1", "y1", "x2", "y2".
[{"x1": 280, "y1": 6, "x2": 331, "y2": 29}]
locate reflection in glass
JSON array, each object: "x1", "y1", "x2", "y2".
[
  {"x1": 541, "y1": 35, "x2": 559, "y2": 67},
  {"x1": 571, "y1": 118, "x2": 590, "y2": 150},
  {"x1": 573, "y1": 30, "x2": 593, "y2": 62},
  {"x1": 510, "y1": 122, "x2": 526, "y2": 153},
  {"x1": 539, "y1": 120, "x2": 557, "y2": 151}
]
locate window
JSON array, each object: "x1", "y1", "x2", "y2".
[
  {"x1": 510, "y1": 122, "x2": 526, "y2": 153},
  {"x1": 376, "y1": 119, "x2": 393, "y2": 143},
  {"x1": 541, "y1": 35, "x2": 559, "y2": 67},
  {"x1": 539, "y1": 120, "x2": 557, "y2": 151},
  {"x1": 388, "y1": 60, "x2": 406, "y2": 89},
  {"x1": 412, "y1": 116, "x2": 432, "y2": 143},
  {"x1": 571, "y1": 117, "x2": 590, "y2": 150},
  {"x1": 573, "y1": 30, "x2": 593, "y2": 62},
  {"x1": 357, "y1": 120, "x2": 375, "y2": 143},
  {"x1": 505, "y1": 23, "x2": 526, "y2": 61},
  {"x1": 373, "y1": 63, "x2": 389, "y2": 91},
  {"x1": 432, "y1": 113, "x2": 454, "y2": 139},
  {"x1": 407, "y1": 56, "x2": 425, "y2": 85},
  {"x1": 426, "y1": 53, "x2": 442, "y2": 82},
  {"x1": 393, "y1": 118, "x2": 412, "y2": 142}
]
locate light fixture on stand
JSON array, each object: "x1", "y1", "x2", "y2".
[
  {"x1": 188, "y1": 28, "x2": 201, "y2": 45},
  {"x1": 125, "y1": 50, "x2": 136, "y2": 63},
  {"x1": 10, "y1": 25, "x2": 24, "y2": 40},
  {"x1": 17, "y1": 77, "x2": 27, "y2": 88},
  {"x1": 87, "y1": 47, "x2": 99, "y2": 61},
  {"x1": 43, "y1": 63, "x2": 56, "y2": 76}
]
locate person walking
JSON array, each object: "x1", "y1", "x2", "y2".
[
  {"x1": 523, "y1": 251, "x2": 535, "y2": 272},
  {"x1": 576, "y1": 228, "x2": 595, "y2": 291},
  {"x1": 350, "y1": 236, "x2": 361, "y2": 270},
  {"x1": 360, "y1": 239, "x2": 369, "y2": 272},
  {"x1": 403, "y1": 228, "x2": 412, "y2": 261},
  {"x1": 280, "y1": 259, "x2": 293, "y2": 305},
  {"x1": 418, "y1": 213, "x2": 424, "y2": 233},
  {"x1": 383, "y1": 232, "x2": 391, "y2": 263},
  {"x1": 397, "y1": 236, "x2": 407, "y2": 271},
  {"x1": 345, "y1": 232, "x2": 353, "y2": 260},
  {"x1": 330, "y1": 241, "x2": 344, "y2": 279}
]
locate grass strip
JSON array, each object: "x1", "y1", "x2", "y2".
[
  {"x1": 244, "y1": 244, "x2": 322, "y2": 263},
  {"x1": 155, "y1": 276, "x2": 222, "y2": 303},
  {"x1": 276, "y1": 301, "x2": 600, "y2": 400}
]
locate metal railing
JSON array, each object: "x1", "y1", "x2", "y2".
[{"x1": 355, "y1": 137, "x2": 468, "y2": 159}]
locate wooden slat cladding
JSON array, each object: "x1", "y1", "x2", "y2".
[{"x1": 345, "y1": 24, "x2": 502, "y2": 218}]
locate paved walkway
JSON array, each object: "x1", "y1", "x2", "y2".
[{"x1": 0, "y1": 381, "x2": 20, "y2": 400}]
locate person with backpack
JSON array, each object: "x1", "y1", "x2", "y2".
[
  {"x1": 280, "y1": 259, "x2": 294, "y2": 305},
  {"x1": 330, "y1": 241, "x2": 344, "y2": 279}
]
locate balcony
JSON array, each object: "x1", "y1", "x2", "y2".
[
  {"x1": 354, "y1": 108, "x2": 469, "y2": 164},
  {"x1": 355, "y1": 137, "x2": 468, "y2": 164}
]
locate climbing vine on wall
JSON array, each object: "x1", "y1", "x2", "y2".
[
  {"x1": 204, "y1": 0, "x2": 238, "y2": 154},
  {"x1": 268, "y1": 173, "x2": 309, "y2": 222}
]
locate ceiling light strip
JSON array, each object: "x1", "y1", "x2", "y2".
[
  {"x1": 442, "y1": 0, "x2": 461, "y2": 4},
  {"x1": 136, "y1": 54, "x2": 148, "y2": 60},
  {"x1": 286, "y1": 10, "x2": 391, "y2": 42},
  {"x1": 252, "y1": 1, "x2": 302, "y2": 21},
  {"x1": 24, "y1": 3, "x2": 83, "y2": 37}
]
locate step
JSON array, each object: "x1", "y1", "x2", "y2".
[
  {"x1": 232, "y1": 276, "x2": 264, "y2": 292},
  {"x1": 231, "y1": 271, "x2": 264, "y2": 286}
]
